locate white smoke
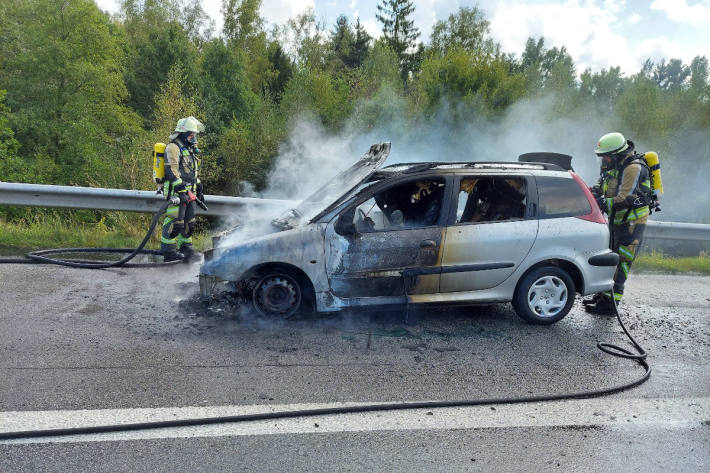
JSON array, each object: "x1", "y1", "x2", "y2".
[{"x1": 216, "y1": 86, "x2": 709, "y2": 252}]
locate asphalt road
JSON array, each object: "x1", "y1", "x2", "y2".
[{"x1": 0, "y1": 263, "x2": 708, "y2": 472}]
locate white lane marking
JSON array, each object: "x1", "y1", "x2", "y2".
[{"x1": 1, "y1": 397, "x2": 708, "y2": 445}]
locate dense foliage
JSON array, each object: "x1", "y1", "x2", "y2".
[{"x1": 1, "y1": 0, "x2": 709, "y2": 225}]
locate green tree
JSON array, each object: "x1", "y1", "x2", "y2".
[
  {"x1": 358, "y1": 40, "x2": 402, "y2": 96},
  {"x1": 376, "y1": 0, "x2": 421, "y2": 79},
  {"x1": 222, "y1": 0, "x2": 263, "y2": 43},
  {"x1": 329, "y1": 15, "x2": 358, "y2": 70},
  {"x1": 120, "y1": 0, "x2": 199, "y2": 123},
  {"x1": 0, "y1": 0, "x2": 141, "y2": 186},
  {"x1": 615, "y1": 76, "x2": 670, "y2": 143},
  {"x1": 689, "y1": 56, "x2": 709, "y2": 97},
  {"x1": 430, "y1": 6, "x2": 492, "y2": 55},
  {"x1": 351, "y1": 18, "x2": 373, "y2": 68},
  {"x1": 265, "y1": 42, "x2": 294, "y2": 100},
  {"x1": 0, "y1": 90, "x2": 22, "y2": 180},
  {"x1": 279, "y1": 68, "x2": 353, "y2": 129},
  {"x1": 652, "y1": 58, "x2": 690, "y2": 93},
  {"x1": 208, "y1": 97, "x2": 283, "y2": 194},
  {"x1": 283, "y1": 8, "x2": 329, "y2": 69},
  {"x1": 518, "y1": 37, "x2": 574, "y2": 95},
  {"x1": 415, "y1": 48, "x2": 525, "y2": 120},
  {"x1": 197, "y1": 38, "x2": 257, "y2": 131}
]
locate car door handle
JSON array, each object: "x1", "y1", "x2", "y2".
[{"x1": 420, "y1": 240, "x2": 437, "y2": 248}]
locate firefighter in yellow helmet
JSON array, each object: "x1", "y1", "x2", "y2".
[
  {"x1": 584, "y1": 132, "x2": 653, "y2": 315},
  {"x1": 160, "y1": 116, "x2": 205, "y2": 262}
]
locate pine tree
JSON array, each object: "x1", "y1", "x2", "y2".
[
  {"x1": 350, "y1": 18, "x2": 372, "y2": 68},
  {"x1": 376, "y1": 0, "x2": 420, "y2": 77}
]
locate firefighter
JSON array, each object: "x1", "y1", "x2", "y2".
[
  {"x1": 584, "y1": 132, "x2": 652, "y2": 315},
  {"x1": 160, "y1": 116, "x2": 205, "y2": 262}
]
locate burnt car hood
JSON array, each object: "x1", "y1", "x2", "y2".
[
  {"x1": 295, "y1": 142, "x2": 391, "y2": 223},
  {"x1": 221, "y1": 142, "x2": 391, "y2": 234}
]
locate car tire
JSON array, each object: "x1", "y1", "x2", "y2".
[
  {"x1": 512, "y1": 266, "x2": 575, "y2": 325},
  {"x1": 252, "y1": 273, "x2": 303, "y2": 319}
]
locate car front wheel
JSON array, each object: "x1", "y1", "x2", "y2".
[
  {"x1": 512, "y1": 266, "x2": 575, "y2": 324},
  {"x1": 252, "y1": 273, "x2": 303, "y2": 318}
]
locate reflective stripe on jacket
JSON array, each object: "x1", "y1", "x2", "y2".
[{"x1": 596, "y1": 156, "x2": 651, "y2": 224}]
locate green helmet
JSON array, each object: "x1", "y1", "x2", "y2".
[
  {"x1": 174, "y1": 116, "x2": 205, "y2": 134},
  {"x1": 595, "y1": 132, "x2": 628, "y2": 155}
]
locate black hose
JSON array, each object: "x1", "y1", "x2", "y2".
[
  {"x1": 0, "y1": 201, "x2": 180, "y2": 268},
  {"x1": 0, "y1": 298, "x2": 649, "y2": 441}
]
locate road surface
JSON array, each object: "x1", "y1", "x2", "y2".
[{"x1": 1, "y1": 264, "x2": 708, "y2": 471}]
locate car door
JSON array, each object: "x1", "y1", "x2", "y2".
[
  {"x1": 439, "y1": 174, "x2": 539, "y2": 293},
  {"x1": 325, "y1": 176, "x2": 451, "y2": 299}
]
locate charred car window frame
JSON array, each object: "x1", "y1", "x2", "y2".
[
  {"x1": 448, "y1": 174, "x2": 534, "y2": 226},
  {"x1": 335, "y1": 174, "x2": 452, "y2": 232}
]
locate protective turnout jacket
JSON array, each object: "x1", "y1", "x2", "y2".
[
  {"x1": 596, "y1": 154, "x2": 652, "y2": 225},
  {"x1": 164, "y1": 139, "x2": 200, "y2": 194}
]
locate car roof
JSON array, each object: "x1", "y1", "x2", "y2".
[{"x1": 376, "y1": 161, "x2": 569, "y2": 177}]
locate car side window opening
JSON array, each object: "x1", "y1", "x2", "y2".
[
  {"x1": 456, "y1": 177, "x2": 527, "y2": 224},
  {"x1": 350, "y1": 178, "x2": 446, "y2": 232},
  {"x1": 536, "y1": 176, "x2": 591, "y2": 218}
]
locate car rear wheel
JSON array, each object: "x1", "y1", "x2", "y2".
[
  {"x1": 252, "y1": 273, "x2": 303, "y2": 319},
  {"x1": 512, "y1": 266, "x2": 575, "y2": 324}
]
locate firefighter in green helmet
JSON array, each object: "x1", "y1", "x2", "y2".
[
  {"x1": 584, "y1": 132, "x2": 653, "y2": 315},
  {"x1": 160, "y1": 116, "x2": 205, "y2": 262}
]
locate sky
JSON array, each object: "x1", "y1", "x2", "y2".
[{"x1": 95, "y1": 0, "x2": 710, "y2": 74}]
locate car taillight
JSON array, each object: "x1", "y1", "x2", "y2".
[{"x1": 570, "y1": 171, "x2": 606, "y2": 224}]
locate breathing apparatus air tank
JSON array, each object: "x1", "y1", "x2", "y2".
[
  {"x1": 643, "y1": 151, "x2": 663, "y2": 196},
  {"x1": 153, "y1": 142, "x2": 166, "y2": 185}
]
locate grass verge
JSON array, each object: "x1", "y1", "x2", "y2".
[
  {"x1": 634, "y1": 252, "x2": 710, "y2": 274},
  {"x1": 2, "y1": 220, "x2": 709, "y2": 274},
  {"x1": 0, "y1": 219, "x2": 211, "y2": 255}
]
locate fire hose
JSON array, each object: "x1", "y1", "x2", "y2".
[
  {"x1": 0, "y1": 191, "x2": 649, "y2": 441},
  {"x1": 0, "y1": 298, "x2": 649, "y2": 440},
  {"x1": 0, "y1": 195, "x2": 207, "y2": 269}
]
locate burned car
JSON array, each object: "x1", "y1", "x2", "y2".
[{"x1": 200, "y1": 143, "x2": 618, "y2": 324}]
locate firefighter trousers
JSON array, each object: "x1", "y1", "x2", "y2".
[
  {"x1": 607, "y1": 216, "x2": 647, "y2": 301},
  {"x1": 160, "y1": 200, "x2": 196, "y2": 253}
]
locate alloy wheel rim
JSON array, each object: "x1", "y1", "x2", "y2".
[{"x1": 527, "y1": 275, "x2": 568, "y2": 318}]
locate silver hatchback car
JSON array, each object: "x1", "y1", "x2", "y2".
[{"x1": 200, "y1": 143, "x2": 618, "y2": 324}]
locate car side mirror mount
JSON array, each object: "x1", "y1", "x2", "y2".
[{"x1": 335, "y1": 208, "x2": 357, "y2": 236}]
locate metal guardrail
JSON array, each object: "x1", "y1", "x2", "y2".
[
  {"x1": 0, "y1": 182, "x2": 294, "y2": 218},
  {"x1": 1, "y1": 182, "x2": 708, "y2": 241}
]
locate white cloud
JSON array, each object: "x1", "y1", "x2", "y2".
[
  {"x1": 261, "y1": 0, "x2": 315, "y2": 27},
  {"x1": 488, "y1": 0, "x2": 635, "y2": 72},
  {"x1": 628, "y1": 12, "x2": 641, "y2": 24},
  {"x1": 636, "y1": 36, "x2": 694, "y2": 64},
  {"x1": 411, "y1": 0, "x2": 440, "y2": 44},
  {"x1": 362, "y1": 17, "x2": 381, "y2": 39},
  {"x1": 650, "y1": 0, "x2": 710, "y2": 27}
]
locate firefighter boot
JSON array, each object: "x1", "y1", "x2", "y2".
[
  {"x1": 161, "y1": 243, "x2": 184, "y2": 262},
  {"x1": 584, "y1": 295, "x2": 617, "y2": 316},
  {"x1": 582, "y1": 293, "x2": 604, "y2": 307},
  {"x1": 179, "y1": 243, "x2": 195, "y2": 262}
]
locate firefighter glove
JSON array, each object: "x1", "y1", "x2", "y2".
[
  {"x1": 169, "y1": 196, "x2": 180, "y2": 206},
  {"x1": 595, "y1": 194, "x2": 607, "y2": 214},
  {"x1": 196, "y1": 183, "x2": 205, "y2": 203}
]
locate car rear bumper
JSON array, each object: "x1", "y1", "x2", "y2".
[{"x1": 588, "y1": 251, "x2": 619, "y2": 267}]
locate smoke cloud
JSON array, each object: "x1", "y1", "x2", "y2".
[
  {"x1": 258, "y1": 89, "x2": 709, "y2": 224},
  {"x1": 216, "y1": 86, "x2": 709, "y2": 255}
]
